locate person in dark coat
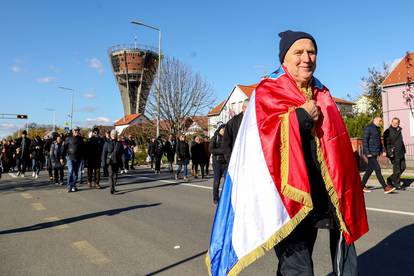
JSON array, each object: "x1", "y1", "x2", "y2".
[
  {"x1": 63, "y1": 127, "x2": 84, "y2": 192},
  {"x1": 102, "y1": 131, "x2": 111, "y2": 177},
  {"x1": 43, "y1": 134, "x2": 54, "y2": 181},
  {"x1": 191, "y1": 136, "x2": 206, "y2": 178},
  {"x1": 86, "y1": 128, "x2": 104, "y2": 189},
  {"x1": 361, "y1": 117, "x2": 395, "y2": 194},
  {"x1": 147, "y1": 138, "x2": 156, "y2": 170},
  {"x1": 384, "y1": 117, "x2": 406, "y2": 189},
  {"x1": 127, "y1": 135, "x2": 136, "y2": 170},
  {"x1": 14, "y1": 130, "x2": 31, "y2": 177},
  {"x1": 175, "y1": 134, "x2": 190, "y2": 180},
  {"x1": 50, "y1": 135, "x2": 65, "y2": 185},
  {"x1": 101, "y1": 130, "x2": 124, "y2": 194},
  {"x1": 209, "y1": 124, "x2": 227, "y2": 204},
  {"x1": 164, "y1": 134, "x2": 176, "y2": 173},
  {"x1": 222, "y1": 99, "x2": 249, "y2": 163},
  {"x1": 153, "y1": 136, "x2": 164, "y2": 174},
  {"x1": 203, "y1": 137, "x2": 211, "y2": 176},
  {"x1": 29, "y1": 136, "x2": 44, "y2": 179}
]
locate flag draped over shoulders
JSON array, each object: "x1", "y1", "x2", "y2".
[{"x1": 206, "y1": 66, "x2": 368, "y2": 276}]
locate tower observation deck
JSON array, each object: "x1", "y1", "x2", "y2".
[{"x1": 108, "y1": 44, "x2": 159, "y2": 115}]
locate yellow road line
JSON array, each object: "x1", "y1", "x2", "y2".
[
  {"x1": 44, "y1": 216, "x2": 69, "y2": 229},
  {"x1": 71, "y1": 240, "x2": 110, "y2": 265},
  {"x1": 20, "y1": 192, "x2": 33, "y2": 199},
  {"x1": 31, "y1": 203, "x2": 46, "y2": 211}
]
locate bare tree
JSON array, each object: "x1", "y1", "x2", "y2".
[{"x1": 145, "y1": 57, "x2": 216, "y2": 135}]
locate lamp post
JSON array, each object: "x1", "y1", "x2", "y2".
[
  {"x1": 44, "y1": 108, "x2": 56, "y2": 132},
  {"x1": 58, "y1": 86, "x2": 74, "y2": 130},
  {"x1": 131, "y1": 20, "x2": 161, "y2": 137}
]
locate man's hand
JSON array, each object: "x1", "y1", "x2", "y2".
[{"x1": 300, "y1": 100, "x2": 319, "y2": 122}]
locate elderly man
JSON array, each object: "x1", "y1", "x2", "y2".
[
  {"x1": 384, "y1": 117, "x2": 406, "y2": 189},
  {"x1": 207, "y1": 31, "x2": 368, "y2": 276},
  {"x1": 101, "y1": 130, "x2": 124, "y2": 194},
  {"x1": 63, "y1": 127, "x2": 84, "y2": 192}
]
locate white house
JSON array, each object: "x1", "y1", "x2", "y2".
[{"x1": 114, "y1": 113, "x2": 150, "y2": 134}]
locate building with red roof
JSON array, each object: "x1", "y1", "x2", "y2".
[{"x1": 382, "y1": 52, "x2": 414, "y2": 144}]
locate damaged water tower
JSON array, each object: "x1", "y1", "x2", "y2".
[{"x1": 108, "y1": 44, "x2": 159, "y2": 115}]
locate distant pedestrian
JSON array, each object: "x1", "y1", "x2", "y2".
[
  {"x1": 29, "y1": 136, "x2": 43, "y2": 179},
  {"x1": 147, "y1": 138, "x2": 156, "y2": 170},
  {"x1": 101, "y1": 130, "x2": 124, "y2": 194},
  {"x1": 50, "y1": 135, "x2": 65, "y2": 185},
  {"x1": 175, "y1": 134, "x2": 190, "y2": 181},
  {"x1": 127, "y1": 135, "x2": 136, "y2": 169},
  {"x1": 203, "y1": 137, "x2": 211, "y2": 176},
  {"x1": 43, "y1": 133, "x2": 54, "y2": 181},
  {"x1": 153, "y1": 136, "x2": 164, "y2": 174},
  {"x1": 361, "y1": 117, "x2": 395, "y2": 194},
  {"x1": 86, "y1": 127, "x2": 104, "y2": 189},
  {"x1": 191, "y1": 136, "x2": 205, "y2": 178},
  {"x1": 15, "y1": 130, "x2": 31, "y2": 177},
  {"x1": 384, "y1": 117, "x2": 406, "y2": 189},
  {"x1": 164, "y1": 134, "x2": 176, "y2": 173},
  {"x1": 103, "y1": 131, "x2": 111, "y2": 177},
  {"x1": 209, "y1": 124, "x2": 227, "y2": 204},
  {"x1": 63, "y1": 127, "x2": 85, "y2": 192}
]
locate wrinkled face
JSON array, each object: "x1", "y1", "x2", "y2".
[
  {"x1": 283, "y1": 38, "x2": 317, "y2": 87},
  {"x1": 391, "y1": 119, "x2": 400, "y2": 128}
]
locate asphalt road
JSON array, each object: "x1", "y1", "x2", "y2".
[{"x1": 0, "y1": 167, "x2": 413, "y2": 276}]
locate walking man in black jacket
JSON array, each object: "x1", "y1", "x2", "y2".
[
  {"x1": 209, "y1": 124, "x2": 227, "y2": 204},
  {"x1": 384, "y1": 117, "x2": 406, "y2": 189},
  {"x1": 361, "y1": 117, "x2": 395, "y2": 194},
  {"x1": 101, "y1": 130, "x2": 124, "y2": 194},
  {"x1": 63, "y1": 127, "x2": 84, "y2": 192}
]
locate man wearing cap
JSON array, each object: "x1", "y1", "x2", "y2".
[
  {"x1": 257, "y1": 31, "x2": 368, "y2": 275},
  {"x1": 63, "y1": 127, "x2": 85, "y2": 192}
]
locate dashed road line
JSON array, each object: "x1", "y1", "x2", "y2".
[
  {"x1": 31, "y1": 202, "x2": 46, "y2": 211},
  {"x1": 20, "y1": 192, "x2": 33, "y2": 199},
  {"x1": 71, "y1": 240, "x2": 110, "y2": 265},
  {"x1": 366, "y1": 207, "x2": 414, "y2": 217},
  {"x1": 44, "y1": 216, "x2": 69, "y2": 229}
]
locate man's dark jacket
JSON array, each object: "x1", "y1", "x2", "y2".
[
  {"x1": 15, "y1": 136, "x2": 31, "y2": 159},
  {"x1": 222, "y1": 112, "x2": 244, "y2": 162},
  {"x1": 384, "y1": 126, "x2": 406, "y2": 159},
  {"x1": 63, "y1": 135, "x2": 84, "y2": 161},
  {"x1": 209, "y1": 130, "x2": 226, "y2": 164},
  {"x1": 87, "y1": 136, "x2": 104, "y2": 167},
  {"x1": 101, "y1": 139, "x2": 124, "y2": 167},
  {"x1": 363, "y1": 123, "x2": 383, "y2": 156}
]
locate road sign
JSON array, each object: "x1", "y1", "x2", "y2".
[{"x1": 16, "y1": 114, "x2": 28, "y2": 119}]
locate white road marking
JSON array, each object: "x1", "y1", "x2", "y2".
[
  {"x1": 71, "y1": 240, "x2": 110, "y2": 265},
  {"x1": 133, "y1": 176, "x2": 213, "y2": 190},
  {"x1": 31, "y1": 203, "x2": 46, "y2": 211},
  {"x1": 366, "y1": 207, "x2": 414, "y2": 217},
  {"x1": 20, "y1": 192, "x2": 33, "y2": 199}
]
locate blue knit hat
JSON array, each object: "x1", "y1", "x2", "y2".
[{"x1": 278, "y1": 30, "x2": 317, "y2": 63}]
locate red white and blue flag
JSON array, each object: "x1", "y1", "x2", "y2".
[{"x1": 206, "y1": 66, "x2": 368, "y2": 276}]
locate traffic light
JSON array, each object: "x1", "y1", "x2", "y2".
[{"x1": 16, "y1": 114, "x2": 28, "y2": 119}]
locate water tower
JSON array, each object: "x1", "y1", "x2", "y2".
[{"x1": 108, "y1": 44, "x2": 159, "y2": 115}]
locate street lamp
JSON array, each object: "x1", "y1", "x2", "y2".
[
  {"x1": 44, "y1": 108, "x2": 56, "y2": 132},
  {"x1": 58, "y1": 86, "x2": 74, "y2": 130},
  {"x1": 131, "y1": 20, "x2": 161, "y2": 137}
]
